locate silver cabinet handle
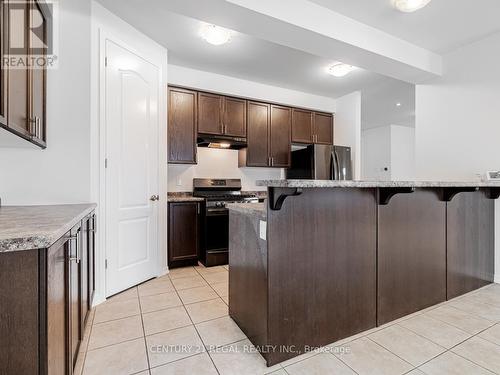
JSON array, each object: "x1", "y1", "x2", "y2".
[
  {"x1": 29, "y1": 118, "x2": 37, "y2": 137},
  {"x1": 36, "y1": 117, "x2": 41, "y2": 139},
  {"x1": 68, "y1": 232, "x2": 80, "y2": 263},
  {"x1": 90, "y1": 215, "x2": 97, "y2": 233},
  {"x1": 150, "y1": 195, "x2": 160, "y2": 201},
  {"x1": 197, "y1": 203, "x2": 200, "y2": 214}
]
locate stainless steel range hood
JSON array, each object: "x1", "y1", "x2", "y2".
[{"x1": 197, "y1": 135, "x2": 247, "y2": 150}]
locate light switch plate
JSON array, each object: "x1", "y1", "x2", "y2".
[{"x1": 259, "y1": 220, "x2": 267, "y2": 240}]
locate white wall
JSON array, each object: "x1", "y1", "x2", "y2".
[
  {"x1": 335, "y1": 91, "x2": 361, "y2": 179},
  {"x1": 362, "y1": 125, "x2": 415, "y2": 181},
  {"x1": 362, "y1": 126, "x2": 391, "y2": 180},
  {"x1": 0, "y1": 0, "x2": 91, "y2": 205},
  {"x1": 168, "y1": 148, "x2": 282, "y2": 192},
  {"x1": 391, "y1": 125, "x2": 415, "y2": 180},
  {"x1": 167, "y1": 64, "x2": 336, "y2": 191},
  {"x1": 415, "y1": 32, "x2": 500, "y2": 282}
]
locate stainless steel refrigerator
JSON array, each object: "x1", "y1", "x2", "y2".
[{"x1": 286, "y1": 145, "x2": 353, "y2": 180}]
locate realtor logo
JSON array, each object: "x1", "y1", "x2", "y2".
[{"x1": 2, "y1": 0, "x2": 59, "y2": 69}]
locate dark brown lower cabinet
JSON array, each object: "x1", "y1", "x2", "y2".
[
  {"x1": 168, "y1": 202, "x2": 202, "y2": 268},
  {"x1": 0, "y1": 211, "x2": 96, "y2": 375},
  {"x1": 447, "y1": 190, "x2": 495, "y2": 299},
  {"x1": 264, "y1": 188, "x2": 377, "y2": 365},
  {"x1": 378, "y1": 190, "x2": 447, "y2": 325}
]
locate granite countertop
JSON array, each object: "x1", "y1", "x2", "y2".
[
  {"x1": 256, "y1": 180, "x2": 500, "y2": 188},
  {"x1": 167, "y1": 196, "x2": 205, "y2": 203},
  {"x1": 0, "y1": 204, "x2": 97, "y2": 253},
  {"x1": 227, "y1": 202, "x2": 266, "y2": 218}
]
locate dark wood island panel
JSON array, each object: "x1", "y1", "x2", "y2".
[
  {"x1": 447, "y1": 190, "x2": 495, "y2": 299},
  {"x1": 266, "y1": 188, "x2": 377, "y2": 365},
  {"x1": 378, "y1": 189, "x2": 447, "y2": 325}
]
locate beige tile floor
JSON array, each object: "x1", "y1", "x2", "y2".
[{"x1": 76, "y1": 266, "x2": 500, "y2": 375}]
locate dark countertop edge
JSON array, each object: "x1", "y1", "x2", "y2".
[
  {"x1": 0, "y1": 204, "x2": 97, "y2": 253},
  {"x1": 256, "y1": 180, "x2": 500, "y2": 188}
]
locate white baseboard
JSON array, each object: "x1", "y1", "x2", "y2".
[
  {"x1": 495, "y1": 275, "x2": 500, "y2": 284},
  {"x1": 92, "y1": 292, "x2": 106, "y2": 308}
]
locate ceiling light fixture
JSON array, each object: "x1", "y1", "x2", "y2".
[
  {"x1": 327, "y1": 63, "x2": 358, "y2": 77},
  {"x1": 396, "y1": 102, "x2": 402, "y2": 107},
  {"x1": 392, "y1": 0, "x2": 432, "y2": 13},
  {"x1": 200, "y1": 24, "x2": 232, "y2": 46}
]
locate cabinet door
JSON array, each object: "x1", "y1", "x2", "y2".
[
  {"x1": 80, "y1": 217, "x2": 90, "y2": 330},
  {"x1": 168, "y1": 202, "x2": 199, "y2": 265},
  {"x1": 168, "y1": 87, "x2": 197, "y2": 164},
  {"x1": 313, "y1": 113, "x2": 333, "y2": 145},
  {"x1": 47, "y1": 237, "x2": 70, "y2": 375},
  {"x1": 69, "y1": 224, "x2": 82, "y2": 371},
  {"x1": 223, "y1": 97, "x2": 246, "y2": 137},
  {"x1": 88, "y1": 214, "x2": 96, "y2": 307},
  {"x1": 291, "y1": 109, "x2": 313, "y2": 144},
  {"x1": 198, "y1": 92, "x2": 223, "y2": 135},
  {"x1": 29, "y1": 0, "x2": 47, "y2": 145},
  {"x1": 377, "y1": 190, "x2": 446, "y2": 325},
  {"x1": 0, "y1": 0, "x2": 7, "y2": 126},
  {"x1": 269, "y1": 105, "x2": 291, "y2": 167},
  {"x1": 246, "y1": 101, "x2": 270, "y2": 167},
  {"x1": 6, "y1": 0, "x2": 31, "y2": 137}
]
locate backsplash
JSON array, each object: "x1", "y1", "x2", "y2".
[{"x1": 167, "y1": 147, "x2": 283, "y2": 192}]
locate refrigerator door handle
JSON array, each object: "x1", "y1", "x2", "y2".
[
  {"x1": 334, "y1": 150, "x2": 341, "y2": 180},
  {"x1": 330, "y1": 152, "x2": 335, "y2": 180}
]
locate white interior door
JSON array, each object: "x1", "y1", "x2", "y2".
[{"x1": 105, "y1": 40, "x2": 160, "y2": 297}]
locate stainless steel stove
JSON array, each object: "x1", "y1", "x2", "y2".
[{"x1": 193, "y1": 179, "x2": 259, "y2": 267}]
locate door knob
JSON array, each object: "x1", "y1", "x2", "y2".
[{"x1": 150, "y1": 195, "x2": 160, "y2": 201}]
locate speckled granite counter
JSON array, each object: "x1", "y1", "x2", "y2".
[
  {"x1": 257, "y1": 179, "x2": 500, "y2": 188},
  {"x1": 227, "y1": 202, "x2": 266, "y2": 219},
  {"x1": 0, "y1": 204, "x2": 97, "y2": 252}
]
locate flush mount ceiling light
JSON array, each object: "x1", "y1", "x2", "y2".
[
  {"x1": 200, "y1": 24, "x2": 232, "y2": 46},
  {"x1": 392, "y1": 0, "x2": 432, "y2": 12},
  {"x1": 327, "y1": 63, "x2": 358, "y2": 77}
]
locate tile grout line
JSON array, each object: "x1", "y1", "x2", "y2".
[
  {"x1": 411, "y1": 319, "x2": 500, "y2": 374},
  {"x1": 168, "y1": 270, "x2": 222, "y2": 375},
  {"x1": 137, "y1": 287, "x2": 153, "y2": 373},
  {"x1": 79, "y1": 309, "x2": 96, "y2": 375}
]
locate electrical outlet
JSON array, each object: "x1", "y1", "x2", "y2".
[
  {"x1": 176, "y1": 178, "x2": 182, "y2": 187},
  {"x1": 259, "y1": 220, "x2": 267, "y2": 240}
]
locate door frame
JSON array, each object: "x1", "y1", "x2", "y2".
[{"x1": 91, "y1": 20, "x2": 168, "y2": 305}]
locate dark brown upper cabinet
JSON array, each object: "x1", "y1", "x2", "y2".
[
  {"x1": 0, "y1": 0, "x2": 47, "y2": 148},
  {"x1": 313, "y1": 112, "x2": 334, "y2": 145},
  {"x1": 292, "y1": 109, "x2": 333, "y2": 145},
  {"x1": 29, "y1": 0, "x2": 47, "y2": 145},
  {"x1": 168, "y1": 87, "x2": 197, "y2": 164},
  {"x1": 244, "y1": 101, "x2": 270, "y2": 167},
  {"x1": 291, "y1": 108, "x2": 313, "y2": 144},
  {"x1": 198, "y1": 92, "x2": 247, "y2": 138},
  {"x1": 269, "y1": 105, "x2": 291, "y2": 167},
  {"x1": 223, "y1": 97, "x2": 246, "y2": 137},
  {"x1": 198, "y1": 92, "x2": 223, "y2": 135},
  {"x1": 241, "y1": 103, "x2": 291, "y2": 168},
  {"x1": 0, "y1": 0, "x2": 6, "y2": 127}
]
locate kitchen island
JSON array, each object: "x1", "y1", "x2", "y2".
[{"x1": 228, "y1": 181, "x2": 500, "y2": 366}]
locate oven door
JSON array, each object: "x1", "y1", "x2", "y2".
[{"x1": 204, "y1": 208, "x2": 229, "y2": 266}]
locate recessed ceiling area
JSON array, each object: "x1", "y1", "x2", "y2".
[
  {"x1": 362, "y1": 80, "x2": 415, "y2": 130},
  {"x1": 309, "y1": 0, "x2": 500, "y2": 53},
  {"x1": 96, "y1": 0, "x2": 402, "y2": 98}
]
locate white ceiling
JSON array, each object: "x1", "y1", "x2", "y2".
[
  {"x1": 96, "y1": 0, "x2": 397, "y2": 98},
  {"x1": 309, "y1": 0, "x2": 500, "y2": 53}
]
